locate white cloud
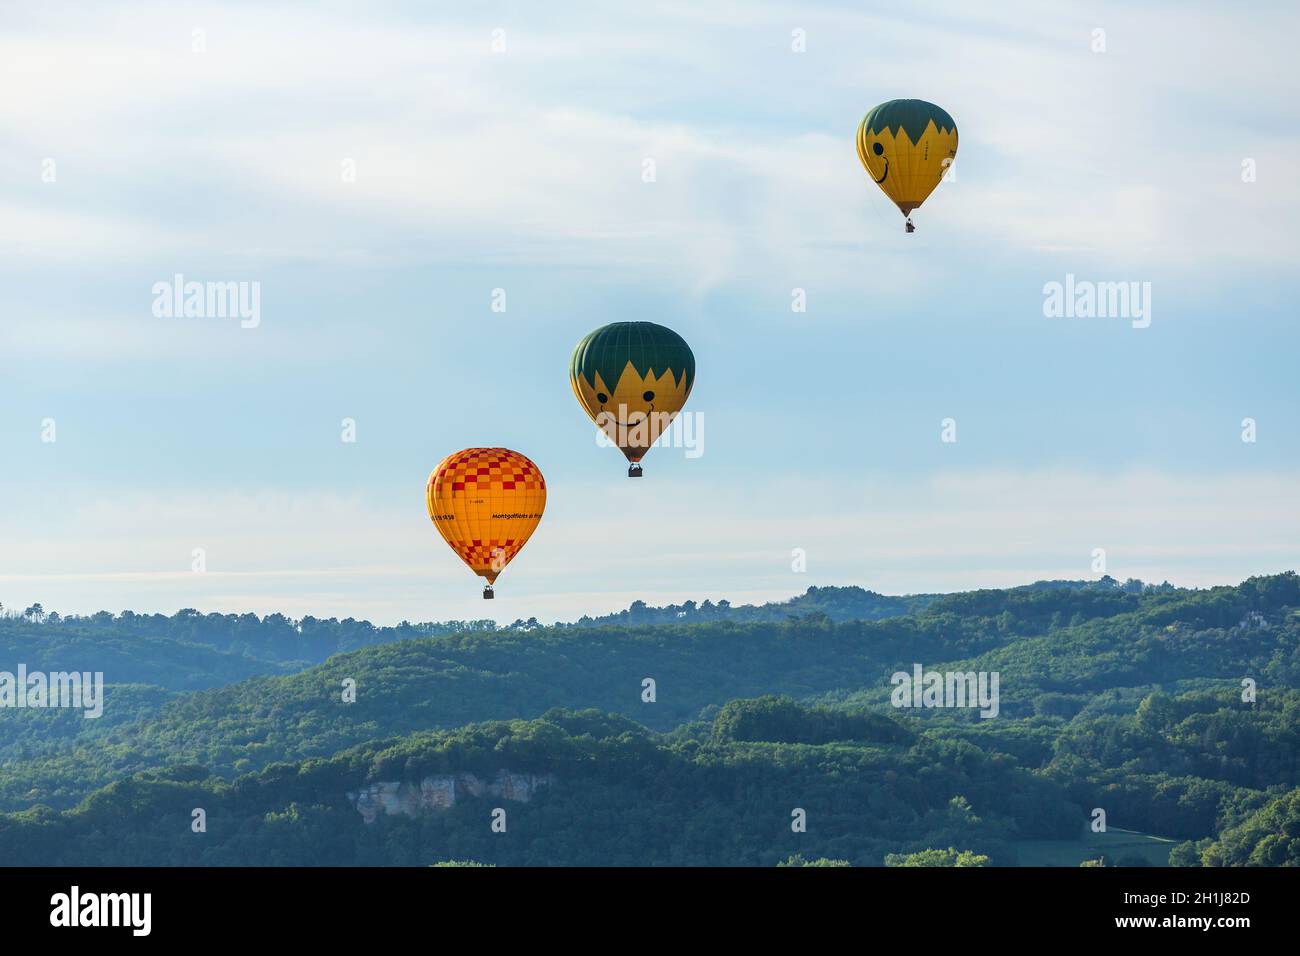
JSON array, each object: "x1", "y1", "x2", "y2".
[
  {"x1": 1, "y1": 0, "x2": 1295, "y2": 280},
  {"x1": 1, "y1": 2, "x2": 1296, "y2": 627}
]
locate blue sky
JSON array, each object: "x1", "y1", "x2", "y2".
[{"x1": 2, "y1": 1, "x2": 1298, "y2": 623}]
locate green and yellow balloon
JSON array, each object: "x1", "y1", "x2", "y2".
[
  {"x1": 856, "y1": 98, "x2": 958, "y2": 232},
  {"x1": 570, "y1": 321, "x2": 695, "y2": 477}
]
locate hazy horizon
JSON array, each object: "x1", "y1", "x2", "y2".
[{"x1": 5, "y1": 567, "x2": 1288, "y2": 630}]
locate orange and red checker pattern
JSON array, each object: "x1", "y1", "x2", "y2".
[{"x1": 425, "y1": 447, "x2": 547, "y2": 584}]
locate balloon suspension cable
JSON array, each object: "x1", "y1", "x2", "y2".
[{"x1": 628, "y1": 463, "x2": 644, "y2": 478}]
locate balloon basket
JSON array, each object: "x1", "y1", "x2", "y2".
[
  {"x1": 905, "y1": 218, "x2": 915, "y2": 233},
  {"x1": 627, "y1": 464, "x2": 643, "y2": 478},
  {"x1": 482, "y1": 586, "x2": 495, "y2": 600}
]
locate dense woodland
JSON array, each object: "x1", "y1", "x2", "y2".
[{"x1": 0, "y1": 573, "x2": 1297, "y2": 866}]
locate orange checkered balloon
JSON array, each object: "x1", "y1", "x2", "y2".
[{"x1": 425, "y1": 448, "x2": 546, "y2": 591}]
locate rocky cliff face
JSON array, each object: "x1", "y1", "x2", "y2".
[{"x1": 347, "y1": 771, "x2": 554, "y2": 823}]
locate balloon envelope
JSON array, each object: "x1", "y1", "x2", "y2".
[
  {"x1": 856, "y1": 99, "x2": 958, "y2": 217},
  {"x1": 570, "y1": 321, "x2": 695, "y2": 466},
  {"x1": 426, "y1": 447, "x2": 546, "y2": 586}
]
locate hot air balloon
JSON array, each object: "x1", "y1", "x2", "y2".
[
  {"x1": 570, "y1": 321, "x2": 695, "y2": 477},
  {"x1": 425, "y1": 447, "x2": 545, "y2": 599},
  {"x1": 856, "y1": 99, "x2": 958, "y2": 232}
]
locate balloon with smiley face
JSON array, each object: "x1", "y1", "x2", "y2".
[
  {"x1": 856, "y1": 99, "x2": 958, "y2": 232},
  {"x1": 570, "y1": 321, "x2": 695, "y2": 477}
]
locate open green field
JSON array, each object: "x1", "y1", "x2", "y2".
[{"x1": 1015, "y1": 828, "x2": 1178, "y2": 867}]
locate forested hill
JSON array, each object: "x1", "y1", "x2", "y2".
[
  {"x1": 0, "y1": 584, "x2": 936, "y2": 669},
  {"x1": 0, "y1": 572, "x2": 1295, "y2": 823},
  {"x1": 1, "y1": 573, "x2": 1296, "y2": 865},
  {"x1": 0, "y1": 574, "x2": 1172, "y2": 675},
  {"x1": 0, "y1": 587, "x2": 936, "y2": 707},
  {"x1": 563, "y1": 584, "x2": 940, "y2": 626},
  {"x1": 3, "y1": 686, "x2": 1298, "y2": 866}
]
